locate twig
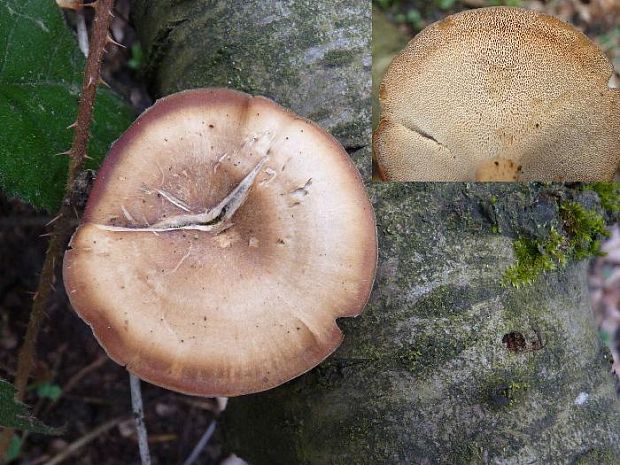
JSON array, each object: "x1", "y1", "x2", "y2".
[
  {"x1": 182, "y1": 421, "x2": 217, "y2": 465},
  {"x1": 0, "y1": 0, "x2": 116, "y2": 460},
  {"x1": 130, "y1": 373, "x2": 151, "y2": 465},
  {"x1": 42, "y1": 416, "x2": 127, "y2": 465}
]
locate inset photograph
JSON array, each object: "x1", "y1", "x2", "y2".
[{"x1": 373, "y1": 1, "x2": 620, "y2": 181}]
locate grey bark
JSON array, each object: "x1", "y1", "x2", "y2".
[
  {"x1": 224, "y1": 183, "x2": 620, "y2": 465},
  {"x1": 131, "y1": 0, "x2": 371, "y2": 151},
  {"x1": 130, "y1": 3, "x2": 620, "y2": 464}
]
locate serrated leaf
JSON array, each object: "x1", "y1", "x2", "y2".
[
  {"x1": 0, "y1": 0, "x2": 135, "y2": 211},
  {"x1": 0, "y1": 379, "x2": 59, "y2": 434}
]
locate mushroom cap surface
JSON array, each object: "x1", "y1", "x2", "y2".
[
  {"x1": 374, "y1": 7, "x2": 620, "y2": 181},
  {"x1": 63, "y1": 88, "x2": 377, "y2": 397}
]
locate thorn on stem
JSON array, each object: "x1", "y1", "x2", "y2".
[
  {"x1": 67, "y1": 121, "x2": 78, "y2": 130},
  {"x1": 56, "y1": 0, "x2": 99, "y2": 10},
  {"x1": 56, "y1": 0, "x2": 84, "y2": 10},
  {"x1": 54, "y1": 150, "x2": 72, "y2": 157},
  {"x1": 98, "y1": 77, "x2": 111, "y2": 88},
  {"x1": 45, "y1": 214, "x2": 63, "y2": 227},
  {"x1": 106, "y1": 34, "x2": 126, "y2": 49}
]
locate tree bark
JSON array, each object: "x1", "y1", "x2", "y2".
[
  {"x1": 223, "y1": 183, "x2": 620, "y2": 465},
  {"x1": 130, "y1": 3, "x2": 620, "y2": 464},
  {"x1": 131, "y1": 0, "x2": 371, "y2": 151}
]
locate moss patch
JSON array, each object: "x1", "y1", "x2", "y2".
[
  {"x1": 560, "y1": 201, "x2": 608, "y2": 259},
  {"x1": 582, "y1": 182, "x2": 620, "y2": 213},
  {"x1": 480, "y1": 373, "x2": 533, "y2": 410},
  {"x1": 502, "y1": 228, "x2": 566, "y2": 287},
  {"x1": 502, "y1": 201, "x2": 609, "y2": 288}
]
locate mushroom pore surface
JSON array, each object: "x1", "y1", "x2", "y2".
[
  {"x1": 63, "y1": 88, "x2": 377, "y2": 397},
  {"x1": 374, "y1": 7, "x2": 620, "y2": 181}
]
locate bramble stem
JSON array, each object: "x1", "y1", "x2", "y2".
[{"x1": 0, "y1": 0, "x2": 116, "y2": 459}]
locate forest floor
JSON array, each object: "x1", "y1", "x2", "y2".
[{"x1": 0, "y1": 1, "x2": 619, "y2": 464}]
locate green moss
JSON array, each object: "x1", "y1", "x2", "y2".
[
  {"x1": 407, "y1": 285, "x2": 494, "y2": 319},
  {"x1": 560, "y1": 201, "x2": 608, "y2": 259},
  {"x1": 502, "y1": 228, "x2": 566, "y2": 288},
  {"x1": 350, "y1": 326, "x2": 476, "y2": 377},
  {"x1": 582, "y1": 182, "x2": 620, "y2": 213},
  {"x1": 321, "y1": 49, "x2": 356, "y2": 67},
  {"x1": 573, "y1": 448, "x2": 619, "y2": 465},
  {"x1": 502, "y1": 202, "x2": 609, "y2": 288},
  {"x1": 331, "y1": 116, "x2": 368, "y2": 142},
  {"x1": 480, "y1": 374, "x2": 531, "y2": 410},
  {"x1": 449, "y1": 444, "x2": 486, "y2": 465}
]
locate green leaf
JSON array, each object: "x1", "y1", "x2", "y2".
[
  {"x1": 5, "y1": 435, "x2": 21, "y2": 462},
  {"x1": 0, "y1": 0, "x2": 135, "y2": 211},
  {"x1": 0, "y1": 379, "x2": 60, "y2": 434},
  {"x1": 35, "y1": 382, "x2": 62, "y2": 401}
]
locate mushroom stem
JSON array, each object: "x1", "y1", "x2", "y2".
[
  {"x1": 97, "y1": 157, "x2": 268, "y2": 233},
  {"x1": 181, "y1": 421, "x2": 217, "y2": 465}
]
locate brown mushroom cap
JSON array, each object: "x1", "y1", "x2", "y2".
[
  {"x1": 374, "y1": 7, "x2": 620, "y2": 181},
  {"x1": 63, "y1": 88, "x2": 377, "y2": 397}
]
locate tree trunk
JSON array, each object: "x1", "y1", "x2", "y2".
[
  {"x1": 223, "y1": 183, "x2": 620, "y2": 465},
  {"x1": 130, "y1": 3, "x2": 620, "y2": 464},
  {"x1": 131, "y1": 0, "x2": 371, "y2": 152}
]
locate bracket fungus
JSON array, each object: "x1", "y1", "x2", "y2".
[
  {"x1": 63, "y1": 88, "x2": 377, "y2": 397},
  {"x1": 374, "y1": 7, "x2": 620, "y2": 181}
]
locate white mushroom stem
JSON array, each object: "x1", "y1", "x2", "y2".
[
  {"x1": 182, "y1": 421, "x2": 218, "y2": 465},
  {"x1": 96, "y1": 157, "x2": 268, "y2": 234}
]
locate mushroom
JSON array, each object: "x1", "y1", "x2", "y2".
[
  {"x1": 373, "y1": 7, "x2": 620, "y2": 181},
  {"x1": 63, "y1": 88, "x2": 377, "y2": 397}
]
